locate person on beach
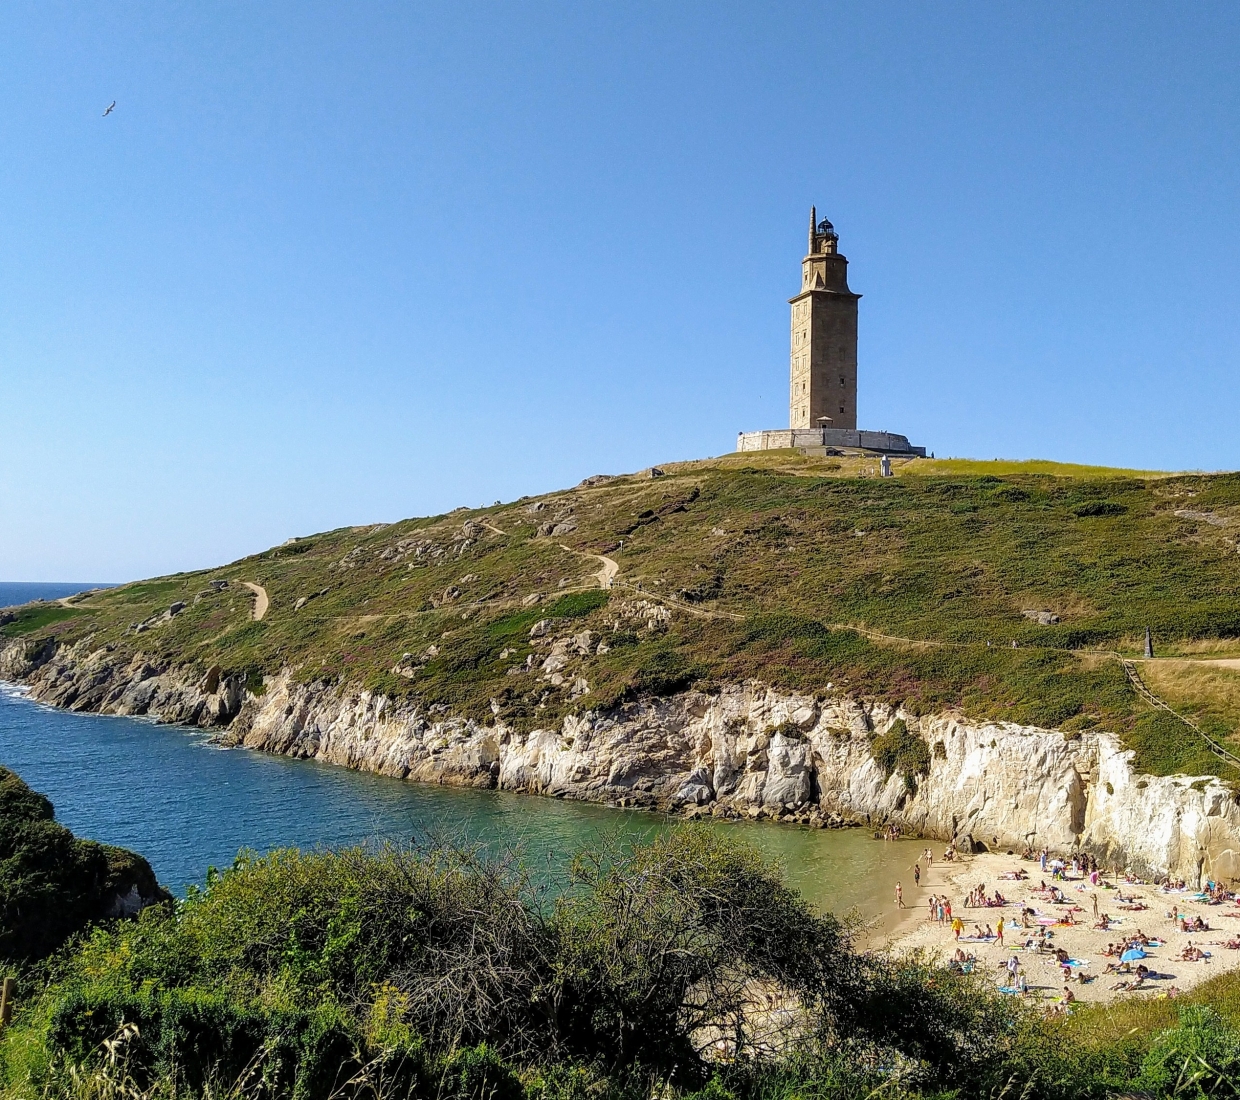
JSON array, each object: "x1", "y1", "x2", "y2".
[
  {"x1": 996, "y1": 916, "x2": 1005, "y2": 945},
  {"x1": 895, "y1": 882, "x2": 904, "y2": 909},
  {"x1": 1092, "y1": 893, "x2": 1099, "y2": 918},
  {"x1": 953, "y1": 915, "x2": 964, "y2": 941},
  {"x1": 914, "y1": 863, "x2": 920, "y2": 886}
]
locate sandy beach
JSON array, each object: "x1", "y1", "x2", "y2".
[{"x1": 880, "y1": 848, "x2": 1240, "y2": 1004}]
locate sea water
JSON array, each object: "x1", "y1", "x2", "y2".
[
  {"x1": 0, "y1": 582, "x2": 115, "y2": 608},
  {"x1": 0, "y1": 684, "x2": 919, "y2": 929}
]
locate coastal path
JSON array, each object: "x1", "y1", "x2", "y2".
[{"x1": 240, "y1": 582, "x2": 270, "y2": 622}]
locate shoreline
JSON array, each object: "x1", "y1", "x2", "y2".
[
  {"x1": 7, "y1": 633, "x2": 1240, "y2": 887},
  {"x1": 6, "y1": 670, "x2": 1233, "y2": 1005},
  {"x1": 881, "y1": 849, "x2": 1240, "y2": 1004}
]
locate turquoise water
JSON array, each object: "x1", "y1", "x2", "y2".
[{"x1": 0, "y1": 684, "x2": 918, "y2": 928}]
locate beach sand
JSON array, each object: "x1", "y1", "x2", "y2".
[{"x1": 878, "y1": 848, "x2": 1240, "y2": 1005}]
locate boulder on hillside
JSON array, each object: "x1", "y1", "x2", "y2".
[{"x1": 1021, "y1": 610, "x2": 1060, "y2": 626}]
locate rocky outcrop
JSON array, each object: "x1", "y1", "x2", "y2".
[
  {"x1": 99, "y1": 844, "x2": 171, "y2": 918},
  {"x1": 5, "y1": 637, "x2": 1240, "y2": 886},
  {"x1": 1, "y1": 637, "x2": 246, "y2": 727}
]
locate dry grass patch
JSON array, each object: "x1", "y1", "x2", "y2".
[{"x1": 1142, "y1": 659, "x2": 1240, "y2": 743}]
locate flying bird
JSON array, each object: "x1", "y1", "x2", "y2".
[{"x1": 102, "y1": 101, "x2": 116, "y2": 116}]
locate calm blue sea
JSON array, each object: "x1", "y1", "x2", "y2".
[
  {"x1": 0, "y1": 582, "x2": 116, "y2": 608},
  {"x1": 0, "y1": 686, "x2": 915, "y2": 921}
]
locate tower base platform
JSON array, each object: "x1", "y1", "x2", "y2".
[{"x1": 736, "y1": 427, "x2": 926, "y2": 456}]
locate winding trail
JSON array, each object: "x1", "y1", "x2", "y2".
[
  {"x1": 241, "y1": 582, "x2": 269, "y2": 622},
  {"x1": 593, "y1": 553, "x2": 619, "y2": 589},
  {"x1": 555, "y1": 544, "x2": 618, "y2": 591}
]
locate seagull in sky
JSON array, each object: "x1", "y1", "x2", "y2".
[{"x1": 102, "y1": 101, "x2": 116, "y2": 117}]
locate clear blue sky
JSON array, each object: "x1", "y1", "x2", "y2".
[{"x1": 3, "y1": 3, "x2": 1239, "y2": 581}]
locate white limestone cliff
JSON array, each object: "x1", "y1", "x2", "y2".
[{"x1": 4, "y1": 636, "x2": 1238, "y2": 885}]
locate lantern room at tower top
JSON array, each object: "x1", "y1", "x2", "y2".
[{"x1": 737, "y1": 208, "x2": 925, "y2": 458}]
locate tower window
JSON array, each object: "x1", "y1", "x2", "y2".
[{"x1": 839, "y1": 405, "x2": 845, "y2": 413}]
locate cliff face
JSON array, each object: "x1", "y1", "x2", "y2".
[{"x1": 5, "y1": 636, "x2": 1238, "y2": 885}]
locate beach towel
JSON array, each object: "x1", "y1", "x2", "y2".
[{"x1": 1066, "y1": 959, "x2": 1090, "y2": 968}]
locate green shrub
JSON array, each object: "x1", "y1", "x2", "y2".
[
  {"x1": 15, "y1": 833, "x2": 891, "y2": 1098},
  {"x1": 1136, "y1": 1005, "x2": 1240, "y2": 1096},
  {"x1": 21, "y1": 830, "x2": 1240, "y2": 1100},
  {"x1": 1073, "y1": 501, "x2": 1127, "y2": 517},
  {"x1": 869, "y1": 720, "x2": 932, "y2": 791}
]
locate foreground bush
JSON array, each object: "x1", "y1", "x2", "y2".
[
  {"x1": 11, "y1": 828, "x2": 1240, "y2": 1100},
  {"x1": 0, "y1": 829, "x2": 1040, "y2": 1100}
]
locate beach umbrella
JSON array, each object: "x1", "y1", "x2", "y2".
[{"x1": 1120, "y1": 948, "x2": 1146, "y2": 962}]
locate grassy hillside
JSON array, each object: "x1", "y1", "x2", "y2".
[{"x1": 8, "y1": 452, "x2": 1240, "y2": 778}]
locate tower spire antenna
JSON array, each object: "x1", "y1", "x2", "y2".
[{"x1": 808, "y1": 205, "x2": 816, "y2": 253}]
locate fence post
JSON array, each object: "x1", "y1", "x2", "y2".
[{"x1": 0, "y1": 976, "x2": 15, "y2": 1028}]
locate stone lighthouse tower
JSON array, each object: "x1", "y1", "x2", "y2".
[{"x1": 788, "y1": 207, "x2": 860, "y2": 430}]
